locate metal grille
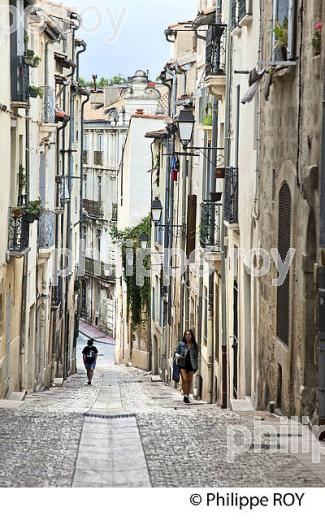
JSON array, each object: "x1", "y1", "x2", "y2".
[
  {"x1": 276, "y1": 183, "x2": 291, "y2": 346},
  {"x1": 200, "y1": 201, "x2": 222, "y2": 251},
  {"x1": 206, "y1": 24, "x2": 227, "y2": 76},
  {"x1": 11, "y1": 55, "x2": 29, "y2": 103},
  {"x1": 8, "y1": 209, "x2": 30, "y2": 253},
  {"x1": 82, "y1": 199, "x2": 104, "y2": 218},
  {"x1": 224, "y1": 167, "x2": 239, "y2": 225}
]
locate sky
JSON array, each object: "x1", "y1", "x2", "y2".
[{"x1": 61, "y1": 0, "x2": 198, "y2": 81}]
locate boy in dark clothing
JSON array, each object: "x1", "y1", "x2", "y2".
[{"x1": 82, "y1": 339, "x2": 98, "y2": 385}]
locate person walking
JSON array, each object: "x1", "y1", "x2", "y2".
[
  {"x1": 82, "y1": 339, "x2": 98, "y2": 385},
  {"x1": 175, "y1": 330, "x2": 198, "y2": 404}
]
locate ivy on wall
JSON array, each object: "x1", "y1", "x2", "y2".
[{"x1": 111, "y1": 215, "x2": 151, "y2": 332}]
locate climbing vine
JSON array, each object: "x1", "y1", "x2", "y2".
[{"x1": 110, "y1": 215, "x2": 151, "y2": 332}]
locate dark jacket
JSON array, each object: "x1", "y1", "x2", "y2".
[{"x1": 175, "y1": 341, "x2": 199, "y2": 371}]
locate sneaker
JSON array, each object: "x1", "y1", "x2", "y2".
[
  {"x1": 88, "y1": 381, "x2": 91, "y2": 385},
  {"x1": 184, "y1": 396, "x2": 190, "y2": 404}
]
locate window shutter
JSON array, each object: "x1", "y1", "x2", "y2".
[
  {"x1": 186, "y1": 194, "x2": 197, "y2": 260},
  {"x1": 276, "y1": 183, "x2": 291, "y2": 346}
]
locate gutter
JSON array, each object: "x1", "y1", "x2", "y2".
[{"x1": 318, "y1": 43, "x2": 325, "y2": 434}]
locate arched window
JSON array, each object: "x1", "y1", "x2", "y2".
[{"x1": 276, "y1": 182, "x2": 291, "y2": 346}]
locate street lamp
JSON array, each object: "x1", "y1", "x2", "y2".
[
  {"x1": 139, "y1": 232, "x2": 149, "y2": 250},
  {"x1": 177, "y1": 109, "x2": 195, "y2": 149},
  {"x1": 151, "y1": 198, "x2": 163, "y2": 224}
]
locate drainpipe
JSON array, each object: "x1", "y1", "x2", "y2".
[
  {"x1": 318, "y1": 45, "x2": 325, "y2": 435},
  {"x1": 221, "y1": 0, "x2": 232, "y2": 409}
]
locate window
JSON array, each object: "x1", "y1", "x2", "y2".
[
  {"x1": 203, "y1": 287, "x2": 208, "y2": 345},
  {"x1": 272, "y1": 0, "x2": 296, "y2": 61},
  {"x1": 276, "y1": 183, "x2": 291, "y2": 346},
  {"x1": 98, "y1": 175, "x2": 102, "y2": 201}
]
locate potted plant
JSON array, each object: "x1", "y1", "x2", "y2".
[
  {"x1": 23, "y1": 200, "x2": 41, "y2": 223},
  {"x1": 216, "y1": 167, "x2": 225, "y2": 179},
  {"x1": 28, "y1": 86, "x2": 44, "y2": 98},
  {"x1": 312, "y1": 22, "x2": 323, "y2": 55},
  {"x1": 273, "y1": 17, "x2": 288, "y2": 60},
  {"x1": 211, "y1": 192, "x2": 222, "y2": 202},
  {"x1": 24, "y1": 49, "x2": 35, "y2": 66}
]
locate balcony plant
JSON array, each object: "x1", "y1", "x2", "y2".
[
  {"x1": 312, "y1": 22, "x2": 323, "y2": 55},
  {"x1": 28, "y1": 85, "x2": 44, "y2": 99},
  {"x1": 23, "y1": 200, "x2": 41, "y2": 223},
  {"x1": 273, "y1": 17, "x2": 288, "y2": 61},
  {"x1": 12, "y1": 207, "x2": 23, "y2": 219},
  {"x1": 18, "y1": 164, "x2": 26, "y2": 195}
]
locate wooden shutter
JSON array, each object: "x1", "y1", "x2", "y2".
[
  {"x1": 276, "y1": 183, "x2": 291, "y2": 346},
  {"x1": 186, "y1": 195, "x2": 197, "y2": 260}
]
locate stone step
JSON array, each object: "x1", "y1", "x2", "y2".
[{"x1": 230, "y1": 397, "x2": 255, "y2": 412}]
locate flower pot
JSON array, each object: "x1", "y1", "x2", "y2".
[
  {"x1": 23, "y1": 212, "x2": 39, "y2": 223},
  {"x1": 211, "y1": 192, "x2": 222, "y2": 202},
  {"x1": 24, "y1": 57, "x2": 34, "y2": 66},
  {"x1": 216, "y1": 167, "x2": 225, "y2": 179},
  {"x1": 29, "y1": 89, "x2": 38, "y2": 98},
  {"x1": 12, "y1": 208, "x2": 22, "y2": 218}
]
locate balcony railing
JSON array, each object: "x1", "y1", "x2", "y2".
[
  {"x1": 224, "y1": 167, "x2": 239, "y2": 225},
  {"x1": 200, "y1": 201, "x2": 222, "y2": 252},
  {"x1": 84, "y1": 257, "x2": 115, "y2": 280},
  {"x1": 11, "y1": 55, "x2": 29, "y2": 103},
  {"x1": 38, "y1": 210, "x2": 55, "y2": 249},
  {"x1": 43, "y1": 86, "x2": 56, "y2": 124},
  {"x1": 206, "y1": 24, "x2": 227, "y2": 76},
  {"x1": 94, "y1": 151, "x2": 104, "y2": 166},
  {"x1": 8, "y1": 208, "x2": 30, "y2": 253},
  {"x1": 83, "y1": 199, "x2": 104, "y2": 219}
]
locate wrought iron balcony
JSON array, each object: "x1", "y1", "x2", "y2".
[
  {"x1": 224, "y1": 167, "x2": 239, "y2": 225},
  {"x1": 38, "y1": 210, "x2": 55, "y2": 249},
  {"x1": 82, "y1": 199, "x2": 104, "y2": 219},
  {"x1": 206, "y1": 24, "x2": 227, "y2": 76},
  {"x1": 43, "y1": 86, "x2": 56, "y2": 124},
  {"x1": 200, "y1": 201, "x2": 222, "y2": 252},
  {"x1": 84, "y1": 257, "x2": 115, "y2": 280},
  {"x1": 11, "y1": 56, "x2": 29, "y2": 103},
  {"x1": 8, "y1": 208, "x2": 30, "y2": 254}
]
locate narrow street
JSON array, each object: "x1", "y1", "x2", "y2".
[{"x1": 0, "y1": 331, "x2": 324, "y2": 487}]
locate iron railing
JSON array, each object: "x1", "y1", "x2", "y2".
[
  {"x1": 224, "y1": 167, "x2": 239, "y2": 225},
  {"x1": 200, "y1": 201, "x2": 222, "y2": 252},
  {"x1": 206, "y1": 24, "x2": 227, "y2": 76},
  {"x1": 43, "y1": 86, "x2": 56, "y2": 123},
  {"x1": 11, "y1": 55, "x2": 29, "y2": 103},
  {"x1": 38, "y1": 210, "x2": 55, "y2": 249},
  {"x1": 8, "y1": 209, "x2": 30, "y2": 253},
  {"x1": 84, "y1": 257, "x2": 115, "y2": 280},
  {"x1": 82, "y1": 199, "x2": 104, "y2": 219}
]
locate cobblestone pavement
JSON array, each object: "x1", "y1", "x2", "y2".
[{"x1": 0, "y1": 364, "x2": 324, "y2": 487}]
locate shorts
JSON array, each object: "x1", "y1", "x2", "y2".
[{"x1": 85, "y1": 361, "x2": 96, "y2": 370}]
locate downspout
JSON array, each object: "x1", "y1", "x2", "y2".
[
  {"x1": 318, "y1": 44, "x2": 325, "y2": 435},
  {"x1": 221, "y1": 0, "x2": 232, "y2": 409},
  {"x1": 206, "y1": 2, "x2": 223, "y2": 405}
]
